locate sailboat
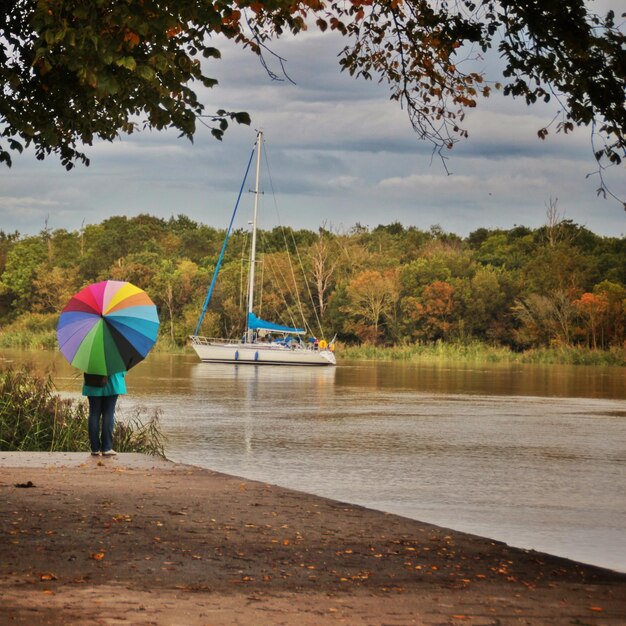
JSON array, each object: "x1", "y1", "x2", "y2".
[{"x1": 189, "y1": 131, "x2": 337, "y2": 366}]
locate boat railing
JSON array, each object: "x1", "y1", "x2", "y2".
[
  {"x1": 189, "y1": 335, "x2": 241, "y2": 346},
  {"x1": 190, "y1": 334, "x2": 325, "y2": 351}
]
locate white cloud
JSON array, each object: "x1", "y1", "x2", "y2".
[{"x1": 0, "y1": 196, "x2": 61, "y2": 209}]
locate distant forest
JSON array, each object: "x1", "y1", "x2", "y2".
[{"x1": 0, "y1": 213, "x2": 624, "y2": 350}]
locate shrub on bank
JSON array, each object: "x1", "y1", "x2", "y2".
[
  {"x1": 0, "y1": 313, "x2": 58, "y2": 350},
  {"x1": 0, "y1": 365, "x2": 165, "y2": 455}
]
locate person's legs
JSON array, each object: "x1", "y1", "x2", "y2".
[
  {"x1": 100, "y1": 395, "x2": 118, "y2": 453},
  {"x1": 87, "y1": 396, "x2": 103, "y2": 453}
]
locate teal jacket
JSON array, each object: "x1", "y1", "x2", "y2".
[{"x1": 82, "y1": 371, "x2": 127, "y2": 397}]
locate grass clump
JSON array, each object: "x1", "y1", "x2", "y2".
[{"x1": 0, "y1": 364, "x2": 165, "y2": 456}]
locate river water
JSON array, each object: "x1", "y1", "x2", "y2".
[{"x1": 3, "y1": 350, "x2": 625, "y2": 572}]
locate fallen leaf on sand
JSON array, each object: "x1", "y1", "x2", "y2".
[
  {"x1": 40, "y1": 573, "x2": 57, "y2": 581},
  {"x1": 89, "y1": 552, "x2": 105, "y2": 561}
]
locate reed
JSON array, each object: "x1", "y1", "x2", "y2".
[
  {"x1": 0, "y1": 364, "x2": 166, "y2": 455},
  {"x1": 151, "y1": 336, "x2": 191, "y2": 354},
  {"x1": 516, "y1": 345, "x2": 626, "y2": 366},
  {"x1": 340, "y1": 341, "x2": 512, "y2": 363},
  {"x1": 114, "y1": 406, "x2": 166, "y2": 457},
  {"x1": 339, "y1": 341, "x2": 626, "y2": 366}
]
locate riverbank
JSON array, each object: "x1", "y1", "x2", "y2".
[
  {"x1": 1, "y1": 453, "x2": 625, "y2": 625},
  {"x1": 2, "y1": 331, "x2": 626, "y2": 367}
]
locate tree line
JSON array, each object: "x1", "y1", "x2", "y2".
[{"x1": 0, "y1": 213, "x2": 624, "y2": 351}]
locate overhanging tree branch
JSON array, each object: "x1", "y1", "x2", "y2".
[{"x1": 0, "y1": 1, "x2": 623, "y2": 203}]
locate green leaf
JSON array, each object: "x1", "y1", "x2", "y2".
[
  {"x1": 234, "y1": 112, "x2": 251, "y2": 126},
  {"x1": 116, "y1": 57, "x2": 137, "y2": 71},
  {"x1": 136, "y1": 65, "x2": 155, "y2": 81},
  {"x1": 202, "y1": 47, "x2": 221, "y2": 59},
  {"x1": 200, "y1": 76, "x2": 218, "y2": 88},
  {"x1": 8, "y1": 139, "x2": 24, "y2": 154}
]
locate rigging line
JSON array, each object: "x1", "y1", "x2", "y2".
[
  {"x1": 258, "y1": 144, "x2": 303, "y2": 325},
  {"x1": 256, "y1": 248, "x2": 303, "y2": 332},
  {"x1": 264, "y1": 234, "x2": 310, "y2": 330},
  {"x1": 261, "y1": 141, "x2": 325, "y2": 338},
  {"x1": 267, "y1": 298, "x2": 298, "y2": 332},
  {"x1": 258, "y1": 251, "x2": 265, "y2": 318},
  {"x1": 239, "y1": 229, "x2": 250, "y2": 311},
  {"x1": 193, "y1": 142, "x2": 256, "y2": 336},
  {"x1": 255, "y1": 254, "x2": 298, "y2": 329},
  {"x1": 256, "y1": 238, "x2": 295, "y2": 328},
  {"x1": 257, "y1": 230, "x2": 302, "y2": 331},
  {"x1": 258, "y1": 222, "x2": 312, "y2": 333},
  {"x1": 285, "y1": 224, "x2": 325, "y2": 337}
]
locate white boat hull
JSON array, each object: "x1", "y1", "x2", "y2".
[{"x1": 190, "y1": 338, "x2": 336, "y2": 366}]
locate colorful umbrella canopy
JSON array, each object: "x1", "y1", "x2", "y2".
[{"x1": 57, "y1": 280, "x2": 160, "y2": 375}]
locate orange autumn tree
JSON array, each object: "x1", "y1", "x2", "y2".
[
  {"x1": 575, "y1": 282, "x2": 626, "y2": 349},
  {"x1": 420, "y1": 280, "x2": 455, "y2": 341},
  {"x1": 343, "y1": 269, "x2": 399, "y2": 343},
  {"x1": 593, "y1": 281, "x2": 626, "y2": 348},
  {"x1": 574, "y1": 292, "x2": 608, "y2": 349}
]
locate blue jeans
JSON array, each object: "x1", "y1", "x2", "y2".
[{"x1": 87, "y1": 395, "x2": 118, "y2": 453}]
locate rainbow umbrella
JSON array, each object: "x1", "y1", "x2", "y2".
[{"x1": 57, "y1": 280, "x2": 160, "y2": 375}]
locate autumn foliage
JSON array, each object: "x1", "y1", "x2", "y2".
[
  {"x1": 1, "y1": 1, "x2": 624, "y2": 182},
  {"x1": 0, "y1": 215, "x2": 624, "y2": 353}
]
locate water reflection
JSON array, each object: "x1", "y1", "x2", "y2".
[
  {"x1": 338, "y1": 360, "x2": 626, "y2": 398},
  {"x1": 188, "y1": 364, "x2": 337, "y2": 454}
]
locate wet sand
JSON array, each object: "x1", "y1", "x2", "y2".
[{"x1": 1, "y1": 452, "x2": 625, "y2": 625}]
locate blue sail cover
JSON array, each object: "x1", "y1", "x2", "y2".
[{"x1": 248, "y1": 312, "x2": 305, "y2": 335}]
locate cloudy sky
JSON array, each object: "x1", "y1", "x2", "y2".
[{"x1": 1, "y1": 16, "x2": 624, "y2": 239}]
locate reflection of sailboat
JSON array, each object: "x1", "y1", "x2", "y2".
[
  {"x1": 190, "y1": 362, "x2": 337, "y2": 456},
  {"x1": 190, "y1": 130, "x2": 336, "y2": 366},
  {"x1": 190, "y1": 362, "x2": 338, "y2": 386}
]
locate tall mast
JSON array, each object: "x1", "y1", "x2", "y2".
[{"x1": 246, "y1": 130, "x2": 262, "y2": 341}]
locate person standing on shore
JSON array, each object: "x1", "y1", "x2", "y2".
[{"x1": 83, "y1": 371, "x2": 127, "y2": 457}]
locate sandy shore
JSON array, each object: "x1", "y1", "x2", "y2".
[{"x1": 1, "y1": 452, "x2": 624, "y2": 625}]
